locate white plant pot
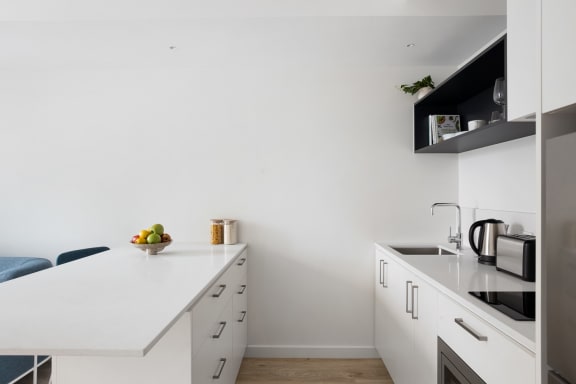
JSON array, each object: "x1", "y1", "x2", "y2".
[{"x1": 416, "y1": 86, "x2": 433, "y2": 100}]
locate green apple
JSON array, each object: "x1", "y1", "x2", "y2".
[
  {"x1": 147, "y1": 233, "x2": 162, "y2": 244},
  {"x1": 149, "y1": 223, "x2": 164, "y2": 236}
]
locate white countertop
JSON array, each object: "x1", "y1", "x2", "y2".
[
  {"x1": 375, "y1": 242, "x2": 536, "y2": 352},
  {"x1": 0, "y1": 243, "x2": 247, "y2": 357}
]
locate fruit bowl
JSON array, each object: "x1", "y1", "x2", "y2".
[{"x1": 132, "y1": 241, "x2": 172, "y2": 255}]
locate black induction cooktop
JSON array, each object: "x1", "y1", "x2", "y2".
[{"x1": 468, "y1": 291, "x2": 536, "y2": 321}]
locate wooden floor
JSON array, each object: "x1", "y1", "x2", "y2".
[{"x1": 236, "y1": 358, "x2": 394, "y2": 384}]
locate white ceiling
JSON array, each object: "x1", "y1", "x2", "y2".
[{"x1": 0, "y1": 0, "x2": 507, "y2": 70}]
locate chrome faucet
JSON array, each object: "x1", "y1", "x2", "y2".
[{"x1": 431, "y1": 203, "x2": 462, "y2": 250}]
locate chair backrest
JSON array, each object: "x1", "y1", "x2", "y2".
[{"x1": 56, "y1": 247, "x2": 110, "y2": 265}]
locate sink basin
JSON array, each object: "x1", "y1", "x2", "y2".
[{"x1": 390, "y1": 246, "x2": 457, "y2": 256}]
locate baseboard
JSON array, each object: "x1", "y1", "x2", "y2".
[{"x1": 244, "y1": 345, "x2": 379, "y2": 359}]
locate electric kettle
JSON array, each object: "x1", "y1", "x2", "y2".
[{"x1": 468, "y1": 219, "x2": 508, "y2": 265}]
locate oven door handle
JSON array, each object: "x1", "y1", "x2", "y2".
[{"x1": 454, "y1": 318, "x2": 488, "y2": 341}]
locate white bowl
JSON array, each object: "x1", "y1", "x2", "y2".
[{"x1": 468, "y1": 120, "x2": 487, "y2": 131}]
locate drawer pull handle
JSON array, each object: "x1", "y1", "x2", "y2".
[
  {"x1": 411, "y1": 285, "x2": 419, "y2": 320},
  {"x1": 454, "y1": 318, "x2": 488, "y2": 341},
  {"x1": 212, "y1": 358, "x2": 227, "y2": 379},
  {"x1": 212, "y1": 321, "x2": 227, "y2": 339},
  {"x1": 379, "y1": 260, "x2": 388, "y2": 287},
  {"x1": 405, "y1": 281, "x2": 413, "y2": 313},
  {"x1": 238, "y1": 310, "x2": 247, "y2": 323},
  {"x1": 238, "y1": 284, "x2": 247, "y2": 294},
  {"x1": 237, "y1": 258, "x2": 247, "y2": 266},
  {"x1": 212, "y1": 284, "x2": 227, "y2": 298}
]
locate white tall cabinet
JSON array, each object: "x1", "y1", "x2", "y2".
[
  {"x1": 542, "y1": 0, "x2": 576, "y2": 113},
  {"x1": 507, "y1": 0, "x2": 538, "y2": 121}
]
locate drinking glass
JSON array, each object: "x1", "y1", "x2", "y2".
[{"x1": 493, "y1": 77, "x2": 506, "y2": 120}]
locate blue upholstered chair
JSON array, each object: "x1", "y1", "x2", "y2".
[
  {"x1": 0, "y1": 257, "x2": 52, "y2": 384},
  {"x1": 0, "y1": 257, "x2": 52, "y2": 284},
  {"x1": 56, "y1": 246, "x2": 109, "y2": 266}
]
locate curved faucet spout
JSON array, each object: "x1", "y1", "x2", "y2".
[{"x1": 431, "y1": 203, "x2": 462, "y2": 250}]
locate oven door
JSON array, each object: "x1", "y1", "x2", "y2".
[{"x1": 438, "y1": 337, "x2": 485, "y2": 384}]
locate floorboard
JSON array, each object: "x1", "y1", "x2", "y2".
[{"x1": 235, "y1": 358, "x2": 394, "y2": 384}]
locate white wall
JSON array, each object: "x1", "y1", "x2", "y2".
[
  {"x1": 458, "y1": 136, "x2": 537, "y2": 246},
  {"x1": 0, "y1": 21, "x2": 459, "y2": 357}
]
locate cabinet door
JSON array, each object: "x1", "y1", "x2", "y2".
[
  {"x1": 374, "y1": 252, "x2": 412, "y2": 384},
  {"x1": 411, "y1": 277, "x2": 438, "y2": 384},
  {"x1": 192, "y1": 298, "x2": 234, "y2": 384},
  {"x1": 507, "y1": 0, "x2": 538, "y2": 120},
  {"x1": 542, "y1": 0, "x2": 576, "y2": 112},
  {"x1": 374, "y1": 255, "x2": 386, "y2": 359}
]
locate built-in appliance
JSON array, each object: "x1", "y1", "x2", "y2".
[
  {"x1": 438, "y1": 337, "x2": 485, "y2": 384},
  {"x1": 545, "y1": 131, "x2": 576, "y2": 384},
  {"x1": 468, "y1": 219, "x2": 508, "y2": 265},
  {"x1": 496, "y1": 234, "x2": 536, "y2": 281},
  {"x1": 468, "y1": 291, "x2": 535, "y2": 321}
]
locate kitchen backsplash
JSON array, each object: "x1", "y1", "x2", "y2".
[{"x1": 461, "y1": 207, "x2": 536, "y2": 248}]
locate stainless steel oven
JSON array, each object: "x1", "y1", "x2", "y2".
[{"x1": 438, "y1": 337, "x2": 485, "y2": 384}]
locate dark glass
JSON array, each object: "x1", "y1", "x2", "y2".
[
  {"x1": 438, "y1": 337, "x2": 485, "y2": 384},
  {"x1": 468, "y1": 291, "x2": 536, "y2": 321},
  {"x1": 445, "y1": 367, "x2": 463, "y2": 384}
]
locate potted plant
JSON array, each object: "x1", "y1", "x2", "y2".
[{"x1": 400, "y1": 75, "x2": 435, "y2": 99}]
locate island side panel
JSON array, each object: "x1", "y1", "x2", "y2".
[{"x1": 52, "y1": 312, "x2": 192, "y2": 384}]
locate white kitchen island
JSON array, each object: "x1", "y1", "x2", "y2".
[{"x1": 0, "y1": 243, "x2": 248, "y2": 384}]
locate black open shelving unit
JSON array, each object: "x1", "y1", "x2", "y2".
[{"x1": 414, "y1": 35, "x2": 535, "y2": 153}]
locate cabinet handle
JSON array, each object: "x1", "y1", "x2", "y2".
[
  {"x1": 212, "y1": 358, "x2": 227, "y2": 379},
  {"x1": 405, "y1": 281, "x2": 413, "y2": 313},
  {"x1": 411, "y1": 285, "x2": 419, "y2": 320},
  {"x1": 212, "y1": 321, "x2": 227, "y2": 339},
  {"x1": 238, "y1": 310, "x2": 247, "y2": 323},
  {"x1": 454, "y1": 318, "x2": 488, "y2": 341},
  {"x1": 238, "y1": 284, "x2": 247, "y2": 294},
  {"x1": 379, "y1": 260, "x2": 389, "y2": 287},
  {"x1": 237, "y1": 258, "x2": 247, "y2": 266},
  {"x1": 212, "y1": 284, "x2": 227, "y2": 298}
]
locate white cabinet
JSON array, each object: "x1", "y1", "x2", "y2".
[
  {"x1": 542, "y1": 0, "x2": 576, "y2": 112},
  {"x1": 507, "y1": 0, "x2": 538, "y2": 120},
  {"x1": 374, "y1": 250, "x2": 437, "y2": 384},
  {"x1": 437, "y1": 294, "x2": 535, "y2": 384},
  {"x1": 192, "y1": 250, "x2": 248, "y2": 384},
  {"x1": 231, "y1": 256, "x2": 248, "y2": 377}
]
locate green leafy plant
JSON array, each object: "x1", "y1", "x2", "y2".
[{"x1": 400, "y1": 75, "x2": 435, "y2": 95}]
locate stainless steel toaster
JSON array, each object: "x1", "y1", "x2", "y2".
[{"x1": 496, "y1": 234, "x2": 536, "y2": 282}]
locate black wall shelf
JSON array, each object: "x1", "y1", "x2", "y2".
[{"x1": 413, "y1": 35, "x2": 536, "y2": 154}]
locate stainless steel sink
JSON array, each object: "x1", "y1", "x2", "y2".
[{"x1": 390, "y1": 246, "x2": 457, "y2": 256}]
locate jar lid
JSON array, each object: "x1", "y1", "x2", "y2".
[
  {"x1": 222, "y1": 219, "x2": 237, "y2": 224},
  {"x1": 211, "y1": 219, "x2": 223, "y2": 223}
]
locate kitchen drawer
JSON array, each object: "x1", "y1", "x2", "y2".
[
  {"x1": 192, "y1": 266, "x2": 235, "y2": 357},
  {"x1": 438, "y1": 294, "x2": 535, "y2": 384},
  {"x1": 192, "y1": 301, "x2": 234, "y2": 384},
  {"x1": 231, "y1": 252, "x2": 248, "y2": 287}
]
